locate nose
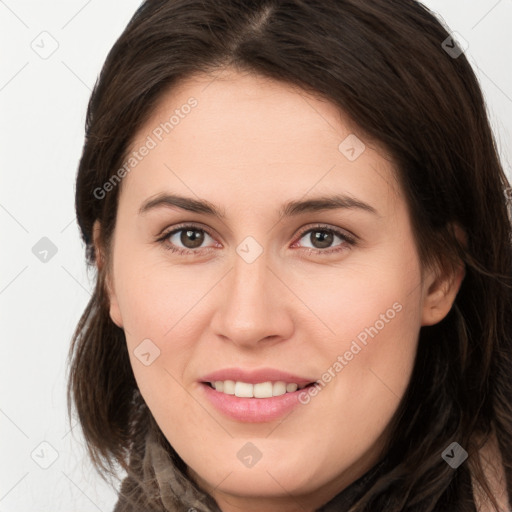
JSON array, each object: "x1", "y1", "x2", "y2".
[{"x1": 209, "y1": 251, "x2": 294, "y2": 349}]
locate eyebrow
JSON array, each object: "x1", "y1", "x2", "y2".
[{"x1": 138, "y1": 192, "x2": 378, "y2": 218}]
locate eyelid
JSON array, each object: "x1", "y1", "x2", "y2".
[{"x1": 156, "y1": 221, "x2": 215, "y2": 239}]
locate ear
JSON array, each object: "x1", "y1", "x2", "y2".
[
  {"x1": 421, "y1": 225, "x2": 466, "y2": 326},
  {"x1": 92, "y1": 220, "x2": 124, "y2": 329}
]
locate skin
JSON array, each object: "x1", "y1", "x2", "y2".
[{"x1": 93, "y1": 68, "x2": 464, "y2": 512}]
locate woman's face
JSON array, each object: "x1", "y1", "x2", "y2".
[{"x1": 99, "y1": 69, "x2": 459, "y2": 511}]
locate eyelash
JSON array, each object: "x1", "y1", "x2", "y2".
[{"x1": 156, "y1": 223, "x2": 357, "y2": 257}]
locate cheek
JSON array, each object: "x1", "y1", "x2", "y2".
[
  {"x1": 296, "y1": 241, "x2": 422, "y2": 348},
  {"x1": 298, "y1": 245, "x2": 422, "y2": 416},
  {"x1": 112, "y1": 241, "x2": 217, "y2": 341},
  {"x1": 290, "y1": 274, "x2": 421, "y2": 482},
  {"x1": 109, "y1": 243, "x2": 203, "y2": 403}
]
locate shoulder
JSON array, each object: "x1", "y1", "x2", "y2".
[{"x1": 471, "y1": 432, "x2": 511, "y2": 512}]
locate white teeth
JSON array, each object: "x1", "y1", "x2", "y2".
[
  {"x1": 272, "y1": 381, "x2": 287, "y2": 396},
  {"x1": 222, "y1": 380, "x2": 235, "y2": 395},
  {"x1": 211, "y1": 380, "x2": 306, "y2": 397},
  {"x1": 234, "y1": 381, "x2": 253, "y2": 397},
  {"x1": 253, "y1": 381, "x2": 273, "y2": 398}
]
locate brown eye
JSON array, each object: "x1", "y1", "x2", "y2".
[
  {"x1": 179, "y1": 228, "x2": 205, "y2": 249},
  {"x1": 296, "y1": 227, "x2": 353, "y2": 252},
  {"x1": 159, "y1": 225, "x2": 217, "y2": 254},
  {"x1": 308, "y1": 230, "x2": 334, "y2": 249}
]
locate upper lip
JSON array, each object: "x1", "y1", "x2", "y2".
[{"x1": 200, "y1": 367, "x2": 316, "y2": 386}]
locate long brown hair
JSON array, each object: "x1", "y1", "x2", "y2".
[{"x1": 67, "y1": 0, "x2": 512, "y2": 510}]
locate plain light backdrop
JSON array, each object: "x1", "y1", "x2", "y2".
[{"x1": 1, "y1": 1, "x2": 511, "y2": 510}]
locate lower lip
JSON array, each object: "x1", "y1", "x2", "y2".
[{"x1": 200, "y1": 383, "x2": 309, "y2": 423}]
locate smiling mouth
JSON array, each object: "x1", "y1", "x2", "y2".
[{"x1": 203, "y1": 380, "x2": 316, "y2": 398}]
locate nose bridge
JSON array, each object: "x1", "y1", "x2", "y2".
[
  {"x1": 228, "y1": 231, "x2": 270, "y2": 308},
  {"x1": 228, "y1": 249, "x2": 270, "y2": 321},
  {"x1": 210, "y1": 245, "x2": 290, "y2": 346}
]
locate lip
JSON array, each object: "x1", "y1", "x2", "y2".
[
  {"x1": 199, "y1": 367, "x2": 317, "y2": 423},
  {"x1": 200, "y1": 367, "x2": 315, "y2": 386},
  {"x1": 201, "y1": 383, "x2": 313, "y2": 422}
]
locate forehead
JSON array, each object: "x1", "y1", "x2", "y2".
[{"x1": 119, "y1": 69, "x2": 401, "y2": 217}]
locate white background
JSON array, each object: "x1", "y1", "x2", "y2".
[{"x1": 1, "y1": 1, "x2": 511, "y2": 510}]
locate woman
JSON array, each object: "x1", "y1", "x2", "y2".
[{"x1": 67, "y1": 0, "x2": 512, "y2": 510}]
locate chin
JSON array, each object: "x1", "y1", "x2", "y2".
[{"x1": 190, "y1": 456, "x2": 322, "y2": 498}]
